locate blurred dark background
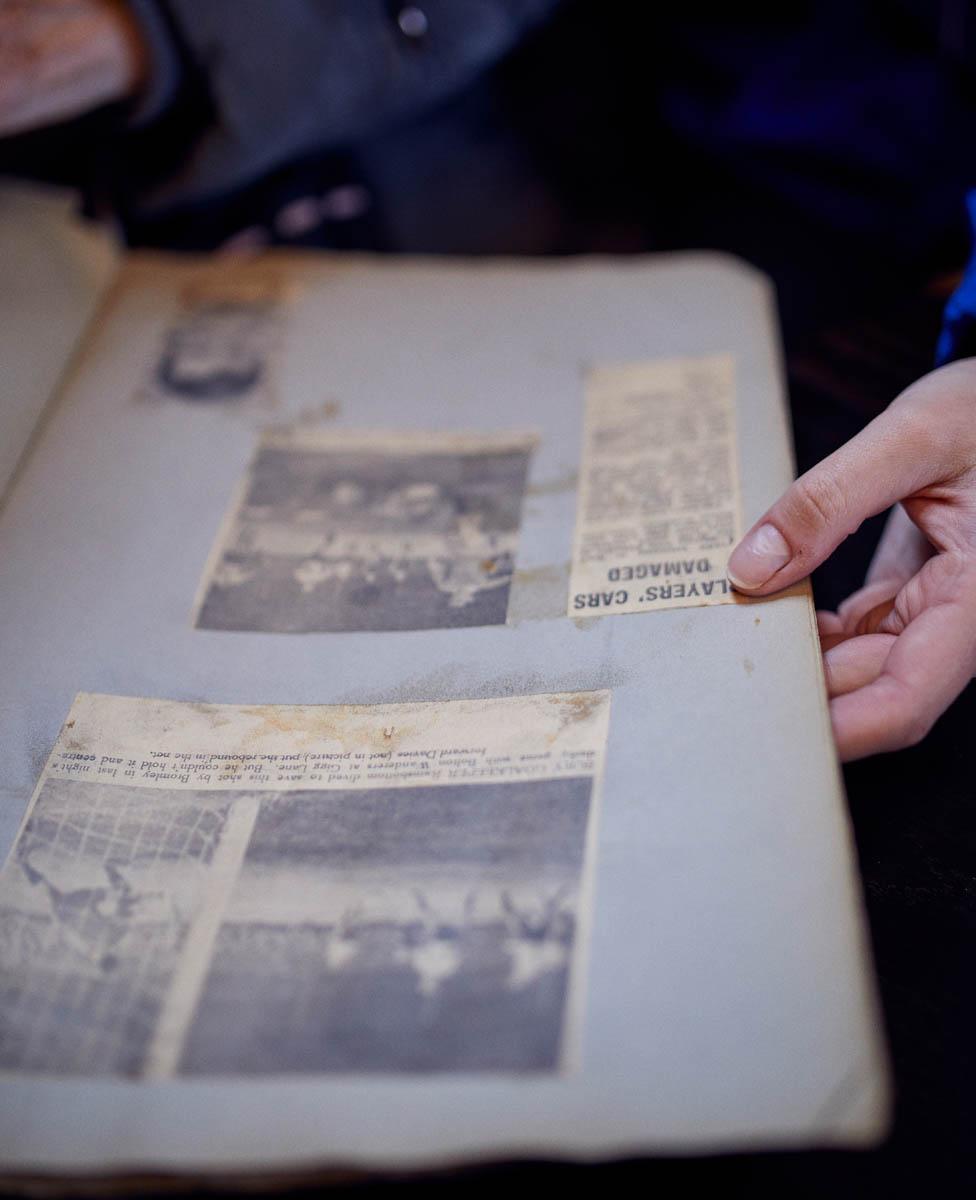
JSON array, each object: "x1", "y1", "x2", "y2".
[
  {"x1": 2, "y1": 0, "x2": 975, "y2": 1194},
  {"x1": 4, "y1": 0, "x2": 976, "y2": 344}
]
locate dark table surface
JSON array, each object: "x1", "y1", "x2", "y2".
[{"x1": 3, "y1": 292, "x2": 973, "y2": 1200}]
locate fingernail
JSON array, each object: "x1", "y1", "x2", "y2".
[{"x1": 727, "y1": 523, "x2": 792, "y2": 590}]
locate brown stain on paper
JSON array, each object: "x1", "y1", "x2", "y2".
[
  {"x1": 571, "y1": 616, "x2": 601, "y2": 632},
  {"x1": 238, "y1": 704, "x2": 417, "y2": 754},
  {"x1": 264, "y1": 397, "x2": 342, "y2": 433},
  {"x1": 188, "y1": 701, "x2": 231, "y2": 728},
  {"x1": 551, "y1": 691, "x2": 605, "y2": 732},
  {"x1": 512, "y1": 563, "x2": 568, "y2": 587}
]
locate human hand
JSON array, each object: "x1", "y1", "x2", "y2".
[
  {"x1": 0, "y1": 0, "x2": 146, "y2": 137},
  {"x1": 727, "y1": 359, "x2": 976, "y2": 761}
]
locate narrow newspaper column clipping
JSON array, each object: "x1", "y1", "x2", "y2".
[{"x1": 569, "y1": 355, "x2": 743, "y2": 616}]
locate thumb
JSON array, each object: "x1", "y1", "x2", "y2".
[{"x1": 727, "y1": 403, "x2": 936, "y2": 595}]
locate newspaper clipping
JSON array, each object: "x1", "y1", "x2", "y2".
[
  {"x1": 143, "y1": 270, "x2": 292, "y2": 407},
  {"x1": 195, "y1": 430, "x2": 536, "y2": 633},
  {"x1": 0, "y1": 690, "x2": 608, "y2": 1078},
  {"x1": 568, "y1": 355, "x2": 743, "y2": 616}
]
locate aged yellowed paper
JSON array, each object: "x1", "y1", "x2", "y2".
[
  {"x1": 193, "y1": 429, "x2": 538, "y2": 633},
  {"x1": 0, "y1": 689, "x2": 608, "y2": 1079},
  {"x1": 568, "y1": 355, "x2": 743, "y2": 615}
]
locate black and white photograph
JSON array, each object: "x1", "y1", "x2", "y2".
[
  {"x1": 153, "y1": 301, "x2": 272, "y2": 402},
  {"x1": 0, "y1": 778, "x2": 240, "y2": 1077},
  {"x1": 0, "y1": 719, "x2": 602, "y2": 1081},
  {"x1": 148, "y1": 275, "x2": 287, "y2": 405},
  {"x1": 195, "y1": 432, "x2": 535, "y2": 632},
  {"x1": 180, "y1": 777, "x2": 594, "y2": 1075}
]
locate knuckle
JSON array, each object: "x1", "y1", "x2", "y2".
[{"x1": 788, "y1": 470, "x2": 846, "y2": 535}]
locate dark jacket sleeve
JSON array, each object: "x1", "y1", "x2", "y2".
[{"x1": 126, "y1": 0, "x2": 560, "y2": 214}]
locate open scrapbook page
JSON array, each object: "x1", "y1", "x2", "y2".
[{"x1": 0, "y1": 251, "x2": 888, "y2": 1173}]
